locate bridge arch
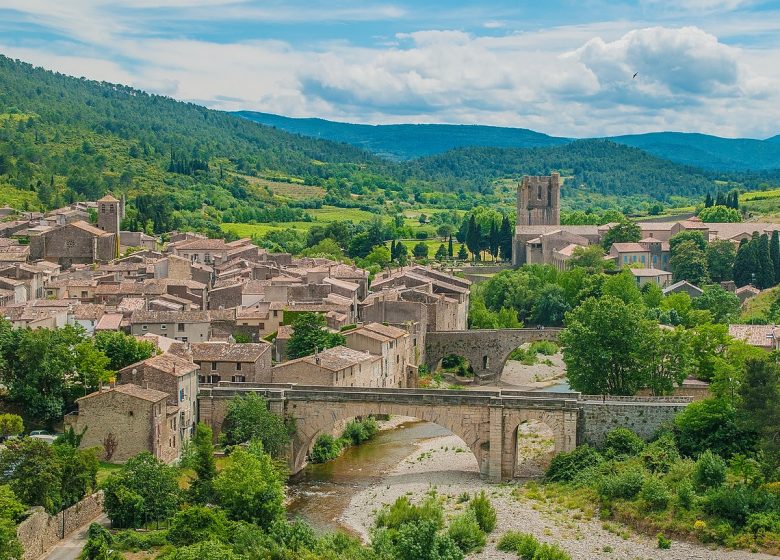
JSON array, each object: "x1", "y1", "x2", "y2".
[
  {"x1": 289, "y1": 399, "x2": 490, "y2": 476},
  {"x1": 425, "y1": 328, "x2": 562, "y2": 381}
]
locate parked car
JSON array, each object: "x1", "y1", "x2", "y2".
[{"x1": 29, "y1": 430, "x2": 57, "y2": 444}]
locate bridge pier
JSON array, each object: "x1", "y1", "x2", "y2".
[{"x1": 488, "y1": 403, "x2": 503, "y2": 482}]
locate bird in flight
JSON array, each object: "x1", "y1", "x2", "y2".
[{"x1": 633, "y1": 72, "x2": 638, "y2": 79}]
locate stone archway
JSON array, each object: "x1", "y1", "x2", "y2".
[
  {"x1": 288, "y1": 399, "x2": 492, "y2": 477},
  {"x1": 513, "y1": 420, "x2": 556, "y2": 478}
]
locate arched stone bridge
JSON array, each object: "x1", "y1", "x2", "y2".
[
  {"x1": 425, "y1": 328, "x2": 562, "y2": 380},
  {"x1": 199, "y1": 383, "x2": 579, "y2": 482}
]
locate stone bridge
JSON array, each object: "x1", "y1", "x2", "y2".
[
  {"x1": 199, "y1": 383, "x2": 579, "y2": 482},
  {"x1": 425, "y1": 328, "x2": 562, "y2": 380}
]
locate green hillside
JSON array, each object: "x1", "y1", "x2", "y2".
[{"x1": 2, "y1": 53, "x2": 779, "y2": 239}]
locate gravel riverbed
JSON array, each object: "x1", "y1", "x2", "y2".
[{"x1": 340, "y1": 433, "x2": 778, "y2": 560}]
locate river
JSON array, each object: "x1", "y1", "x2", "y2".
[{"x1": 286, "y1": 420, "x2": 449, "y2": 534}]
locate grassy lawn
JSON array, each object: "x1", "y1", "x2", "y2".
[
  {"x1": 308, "y1": 206, "x2": 376, "y2": 222},
  {"x1": 96, "y1": 461, "x2": 123, "y2": 485}
]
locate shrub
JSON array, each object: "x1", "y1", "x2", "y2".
[
  {"x1": 545, "y1": 445, "x2": 603, "y2": 483},
  {"x1": 375, "y1": 495, "x2": 444, "y2": 531},
  {"x1": 310, "y1": 434, "x2": 342, "y2": 463},
  {"x1": 167, "y1": 506, "x2": 228, "y2": 546},
  {"x1": 341, "y1": 417, "x2": 379, "y2": 446},
  {"x1": 657, "y1": 534, "x2": 671, "y2": 549},
  {"x1": 676, "y1": 480, "x2": 695, "y2": 510},
  {"x1": 468, "y1": 491, "x2": 497, "y2": 534},
  {"x1": 597, "y1": 466, "x2": 645, "y2": 501},
  {"x1": 693, "y1": 450, "x2": 727, "y2": 491},
  {"x1": 745, "y1": 512, "x2": 780, "y2": 535},
  {"x1": 533, "y1": 542, "x2": 571, "y2": 560},
  {"x1": 639, "y1": 477, "x2": 671, "y2": 511},
  {"x1": 703, "y1": 484, "x2": 776, "y2": 528},
  {"x1": 497, "y1": 531, "x2": 538, "y2": 558},
  {"x1": 113, "y1": 530, "x2": 169, "y2": 551},
  {"x1": 602, "y1": 428, "x2": 644, "y2": 459},
  {"x1": 447, "y1": 509, "x2": 486, "y2": 553},
  {"x1": 641, "y1": 433, "x2": 680, "y2": 474},
  {"x1": 529, "y1": 341, "x2": 558, "y2": 355}
]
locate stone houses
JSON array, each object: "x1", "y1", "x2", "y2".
[
  {"x1": 117, "y1": 352, "x2": 199, "y2": 444},
  {"x1": 129, "y1": 310, "x2": 211, "y2": 342},
  {"x1": 610, "y1": 240, "x2": 671, "y2": 271},
  {"x1": 29, "y1": 220, "x2": 117, "y2": 267},
  {"x1": 168, "y1": 237, "x2": 257, "y2": 266},
  {"x1": 270, "y1": 345, "x2": 382, "y2": 387},
  {"x1": 186, "y1": 341, "x2": 272, "y2": 384},
  {"x1": 342, "y1": 322, "x2": 415, "y2": 387},
  {"x1": 66, "y1": 383, "x2": 180, "y2": 464}
]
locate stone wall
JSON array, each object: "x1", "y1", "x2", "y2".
[
  {"x1": 17, "y1": 492, "x2": 104, "y2": 560},
  {"x1": 577, "y1": 397, "x2": 691, "y2": 447}
]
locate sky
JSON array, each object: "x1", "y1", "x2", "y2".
[{"x1": 1, "y1": 0, "x2": 780, "y2": 138}]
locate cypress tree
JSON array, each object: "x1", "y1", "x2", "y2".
[
  {"x1": 488, "y1": 221, "x2": 500, "y2": 261},
  {"x1": 457, "y1": 244, "x2": 468, "y2": 260},
  {"x1": 465, "y1": 215, "x2": 481, "y2": 261},
  {"x1": 390, "y1": 239, "x2": 397, "y2": 260},
  {"x1": 705, "y1": 193, "x2": 713, "y2": 208},
  {"x1": 447, "y1": 235, "x2": 454, "y2": 258},
  {"x1": 498, "y1": 215, "x2": 513, "y2": 262},
  {"x1": 733, "y1": 237, "x2": 755, "y2": 287},
  {"x1": 716, "y1": 191, "x2": 726, "y2": 206},
  {"x1": 772, "y1": 230, "x2": 780, "y2": 285},
  {"x1": 758, "y1": 234, "x2": 775, "y2": 289}
]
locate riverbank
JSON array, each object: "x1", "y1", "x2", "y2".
[{"x1": 340, "y1": 432, "x2": 778, "y2": 560}]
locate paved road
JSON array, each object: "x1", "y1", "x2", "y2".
[{"x1": 43, "y1": 514, "x2": 108, "y2": 560}]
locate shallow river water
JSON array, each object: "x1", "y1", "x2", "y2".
[{"x1": 286, "y1": 420, "x2": 449, "y2": 533}]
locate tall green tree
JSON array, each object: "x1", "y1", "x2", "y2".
[
  {"x1": 447, "y1": 235, "x2": 454, "y2": 258},
  {"x1": 488, "y1": 221, "x2": 500, "y2": 262},
  {"x1": 669, "y1": 240, "x2": 709, "y2": 285},
  {"x1": 771, "y1": 230, "x2": 780, "y2": 283},
  {"x1": 465, "y1": 215, "x2": 481, "y2": 261},
  {"x1": 498, "y1": 216, "x2": 512, "y2": 262},
  {"x1": 286, "y1": 312, "x2": 346, "y2": 360},
  {"x1": 733, "y1": 236, "x2": 759, "y2": 287},
  {"x1": 103, "y1": 453, "x2": 181, "y2": 528},
  {"x1": 706, "y1": 239, "x2": 736, "y2": 283},
  {"x1": 213, "y1": 442, "x2": 285, "y2": 529},
  {"x1": 601, "y1": 220, "x2": 641, "y2": 251},
  {"x1": 219, "y1": 393, "x2": 291, "y2": 458},
  {"x1": 757, "y1": 233, "x2": 775, "y2": 289},
  {"x1": 561, "y1": 296, "x2": 655, "y2": 395},
  {"x1": 738, "y1": 358, "x2": 780, "y2": 467},
  {"x1": 647, "y1": 327, "x2": 694, "y2": 396},
  {"x1": 186, "y1": 423, "x2": 217, "y2": 503}
]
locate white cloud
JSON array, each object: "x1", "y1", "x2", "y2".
[{"x1": 0, "y1": 0, "x2": 778, "y2": 138}]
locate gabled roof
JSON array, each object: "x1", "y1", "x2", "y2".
[
  {"x1": 191, "y1": 341, "x2": 270, "y2": 362},
  {"x1": 79, "y1": 383, "x2": 168, "y2": 403}
]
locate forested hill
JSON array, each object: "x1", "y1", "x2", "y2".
[
  {"x1": 0, "y1": 53, "x2": 776, "y2": 226},
  {"x1": 403, "y1": 140, "x2": 717, "y2": 200},
  {"x1": 236, "y1": 111, "x2": 780, "y2": 172},
  {"x1": 608, "y1": 132, "x2": 780, "y2": 171},
  {"x1": 233, "y1": 111, "x2": 569, "y2": 159}
]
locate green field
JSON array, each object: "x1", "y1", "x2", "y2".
[{"x1": 221, "y1": 205, "x2": 457, "y2": 240}]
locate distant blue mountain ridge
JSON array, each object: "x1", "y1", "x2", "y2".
[{"x1": 234, "y1": 111, "x2": 780, "y2": 172}]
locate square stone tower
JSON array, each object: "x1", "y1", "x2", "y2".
[
  {"x1": 516, "y1": 173, "x2": 561, "y2": 227},
  {"x1": 97, "y1": 193, "x2": 121, "y2": 234}
]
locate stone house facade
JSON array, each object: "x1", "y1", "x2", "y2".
[
  {"x1": 66, "y1": 384, "x2": 179, "y2": 463},
  {"x1": 343, "y1": 322, "x2": 414, "y2": 387},
  {"x1": 29, "y1": 221, "x2": 116, "y2": 267},
  {"x1": 117, "y1": 352, "x2": 199, "y2": 443},
  {"x1": 189, "y1": 341, "x2": 272, "y2": 384},
  {"x1": 270, "y1": 345, "x2": 382, "y2": 386},
  {"x1": 129, "y1": 310, "x2": 210, "y2": 342}
]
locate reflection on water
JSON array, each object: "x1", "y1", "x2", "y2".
[
  {"x1": 287, "y1": 421, "x2": 449, "y2": 533},
  {"x1": 534, "y1": 381, "x2": 571, "y2": 392}
]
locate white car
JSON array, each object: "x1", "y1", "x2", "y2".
[{"x1": 29, "y1": 430, "x2": 58, "y2": 444}]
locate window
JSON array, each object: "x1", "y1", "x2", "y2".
[
  {"x1": 236, "y1": 362, "x2": 242, "y2": 371},
  {"x1": 109, "y1": 205, "x2": 114, "y2": 213},
  {"x1": 207, "y1": 374, "x2": 220, "y2": 384},
  {"x1": 81, "y1": 291, "x2": 87, "y2": 298},
  {"x1": 232, "y1": 375, "x2": 246, "y2": 382},
  {"x1": 623, "y1": 256, "x2": 627, "y2": 263},
  {"x1": 259, "y1": 323, "x2": 265, "y2": 330},
  {"x1": 160, "y1": 324, "x2": 167, "y2": 330},
  {"x1": 211, "y1": 362, "x2": 217, "y2": 371},
  {"x1": 100, "y1": 204, "x2": 105, "y2": 213},
  {"x1": 396, "y1": 355, "x2": 400, "y2": 364},
  {"x1": 141, "y1": 325, "x2": 148, "y2": 331},
  {"x1": 179, "y1": 388, "x2": 184, "y2": 402},
  {"x1": 177, "y1": 323, "x2": 185, "y2": 332},
  {"x1": 640, "y1": 255, "x2": 646, "y2": 263},
  {"x1": 273, "y1": 310, "x2": 278, "y2": 317},
  {"x1": 537, "y1": 185, "x2": 542, "y2": 200}
]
